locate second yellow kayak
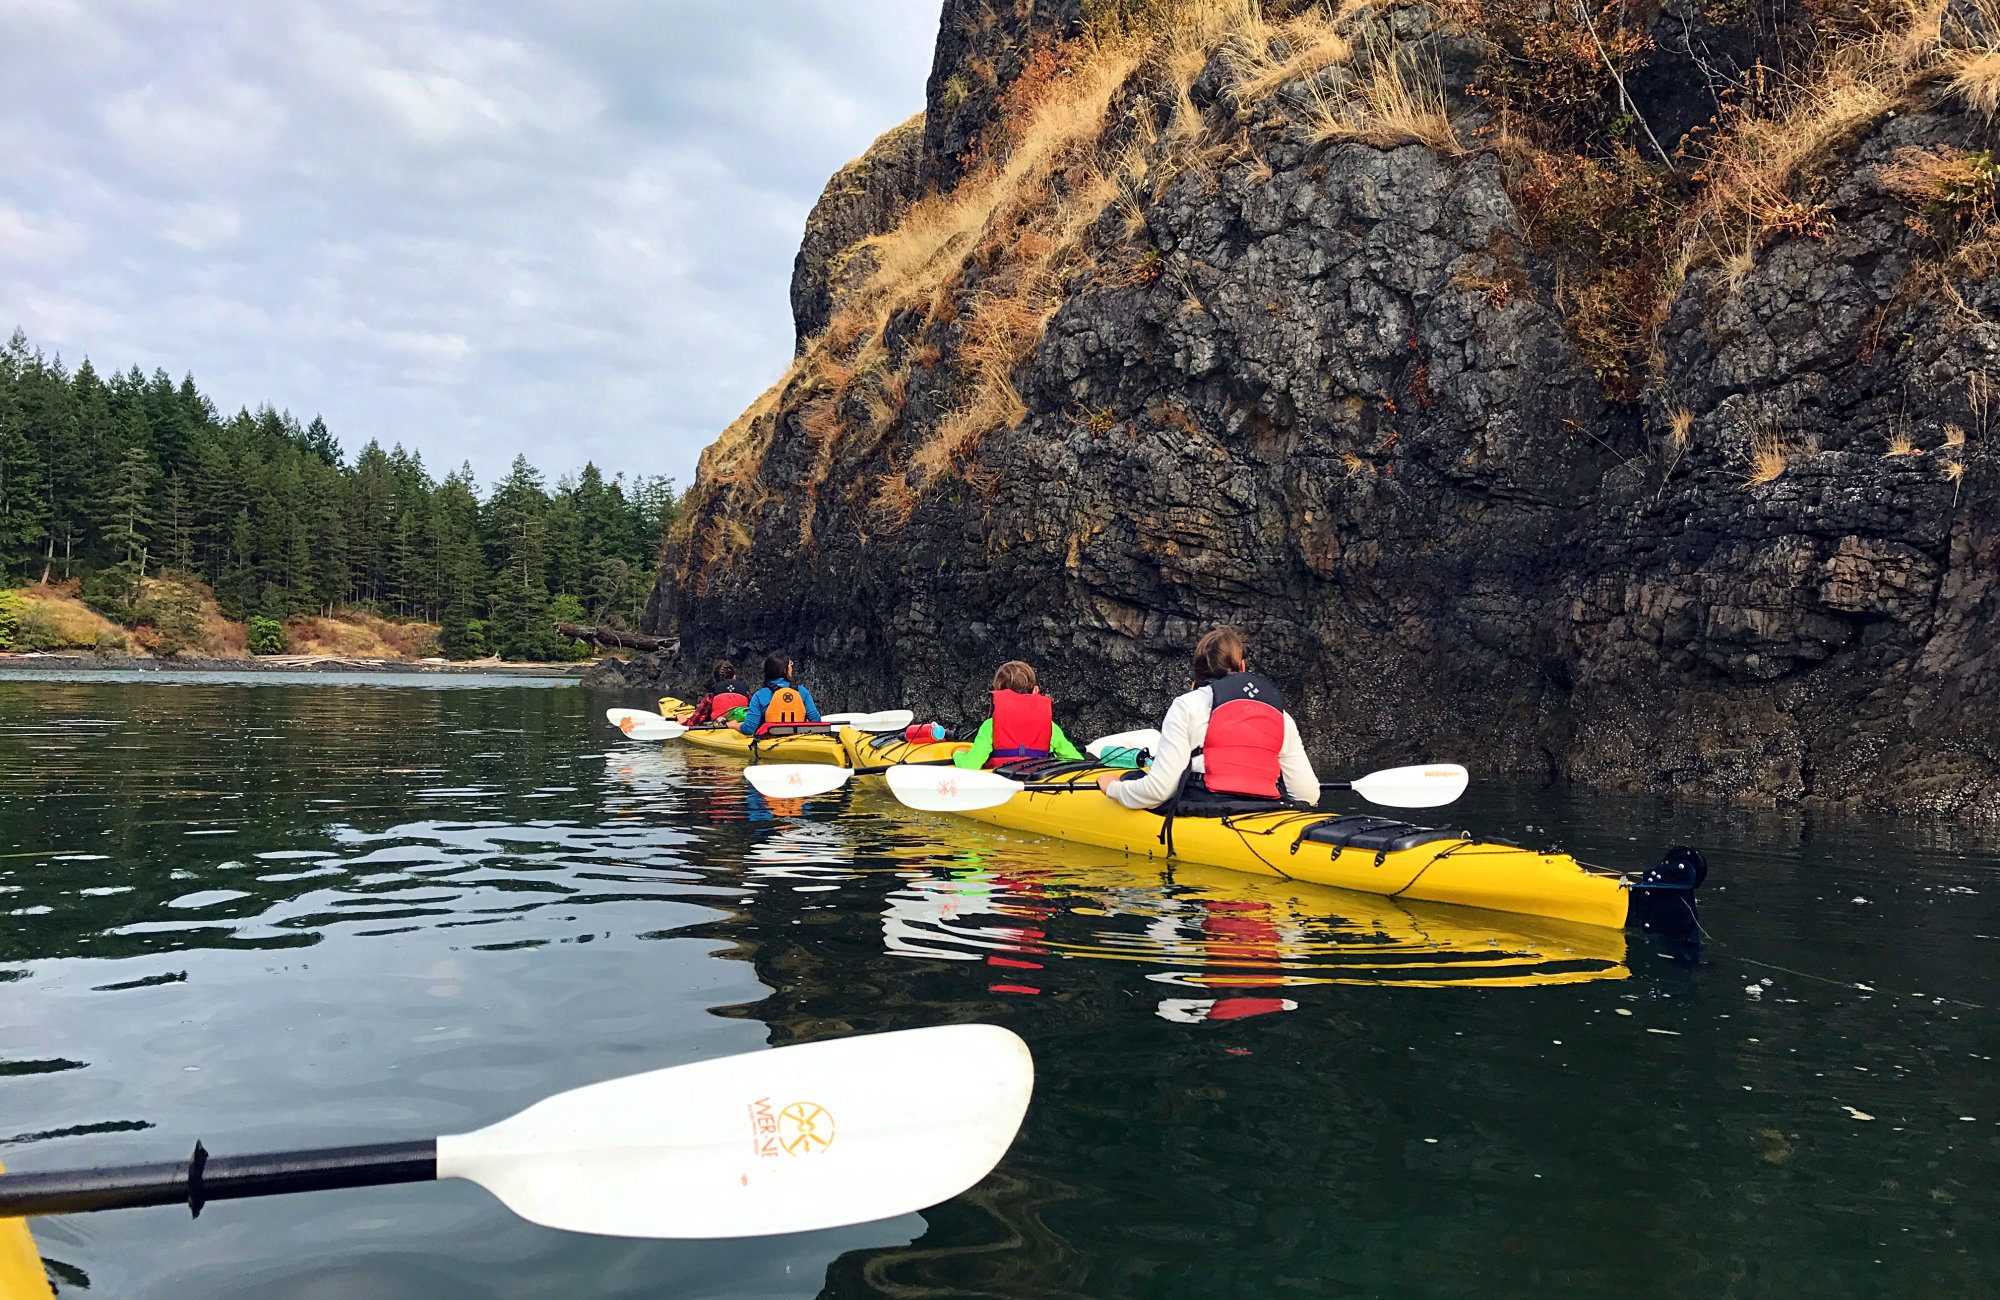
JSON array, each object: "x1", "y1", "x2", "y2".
[
  {"x1": 838, "y1": 725, "x2": 970, "y2": 769},
  {"x1": 936, "y1": 766, "x2": 1703, "y2": 935}
]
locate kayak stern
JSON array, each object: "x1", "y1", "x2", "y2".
[{"x1": 1624, "y1": 846, "x2": 1707, "y2": 942}]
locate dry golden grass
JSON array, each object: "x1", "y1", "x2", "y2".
[
  {"x1": 285, "y1": 611, "x2": 441, "y2": 659},
  {"x1": 1303, "y1": 42, "x2": 1461, "y2": 155},
  {"x1": 1947, "y1": 46, "x2": 2000, "y2": 117},
  {"x1": 1884, "y1": 428, "x2": 1923, "y2": 455},
  {"x1": 1880, "y1": 145, "x2": 2000, "y2": 205},
  {"x1": 1680, "y1": 0, "x2": 1953, "y2": 270},
  {"x1": 798, "y1": 398, "x2": 844, "y2": 447},
  {"x1": 8, "y1": 585, "x2": 125, "y2": 650},
  {"x1": 1944, "y1": 422, "x2": 1968, "y2": 446},
  {"x1": 912, "y1": 383, "x2": 1028, "y2": 482},
  {"x1": 869, "y1": 471, "x2": 922, "y2": 532},
  {"x1": 1229, "y1": 9, "x2": 1354, "y2": 102},
  {"x1": 850, "y1": 45, "x2": 1136, "y2": 323},
  {"x1": 1742, "y1": 431, "x2": 1794, "y2": 485},
  {"x1": 1667, "y1": 407, "x2": 1696, "y2": 449}
]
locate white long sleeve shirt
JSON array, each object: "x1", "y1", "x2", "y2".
[{"x1": 1104, "y1": 685, "x2": 1321, "y2": 810}]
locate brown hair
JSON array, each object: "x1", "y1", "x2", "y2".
[
  {"x1": 763, "y1": 651, "x2": 792, "y2": 683},
  {"x1": 991, "y1": 660, "x2": 1038, "y2": 693},
  {"x1": 712, "y1": 658, "x2": 737, "y2": 682},
  {"x1": 1191, "y1": 627, "x2": 1247, "y2": 687}
]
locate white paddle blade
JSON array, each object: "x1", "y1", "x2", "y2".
[
  {"x1": 437, "y1": 1025, "x2": 1033, "y2": 1239},
  {"x1": 607, "y1": 709, "x2": 683, "y2": 741},
  {"x1": 884, "y1": 765, "x2": 1022, "y2": 813},
  {"x1": 822, "y1": 710, "x2": 915, "y2": 732},
  {"x1": 1087, "y1": 729, "x2": 1162, "y2": 758},
  {"x1": 606, "y1": 707, "x2": 665, "y2": 737},
  {"x1": 744, "y1": 765, "x2": 854, "y2": 798},
  {"x1": 1348, "y1": 763, "x2": 1469, "y2": 808}
]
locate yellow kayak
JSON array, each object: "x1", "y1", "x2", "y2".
[
  {"x1": 655, "y1": 695, "x2": 849, "y2": 764},
  {"x1": 838, "y1": 725, "x2": 970, "y2": 770},
  {"x1": 0, "y1": 1163, "x2": 53, "y2": 1300},
  {"x1": 678, "y1": 725, "x2": 850, "y2": 764},
  {"x1": 939, "y1": 766, "x2": 1703, "y2": 935}
]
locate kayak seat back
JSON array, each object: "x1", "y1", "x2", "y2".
[{"x1": 1297, "y1": 815, "x2": 1465, "y2": 854}]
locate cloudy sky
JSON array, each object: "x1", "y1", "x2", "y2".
[{"x1": 0, "y1": 0, "x2": 939, "y2": 487}]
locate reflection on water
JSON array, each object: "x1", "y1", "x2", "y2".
[{"x1": 1, "y1": 677, "x2": 1995, "y2": 1299}]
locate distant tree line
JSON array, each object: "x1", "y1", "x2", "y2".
[{"x1": 0, "y1": 329, "x2": 676, "y2": 659}]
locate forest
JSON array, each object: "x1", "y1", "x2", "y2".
[{"x1": 0, "y1": 329, "x2": 675, "y2": 660}]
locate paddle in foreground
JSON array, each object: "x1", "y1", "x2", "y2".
[
  {"x1": 886, "y1": 761, "x2": 1470, "y2": 813},
  {"x1": 0, "y1": 1025, "x2": 1033, "y2": 1239}
]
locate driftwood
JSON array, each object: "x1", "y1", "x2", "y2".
[{"x1": 554, "y1": 621, "x2": 678, "y2": 653}]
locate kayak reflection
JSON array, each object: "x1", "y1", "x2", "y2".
[{"x1": 876, "y1": 836, "x2": 1628, "y2": 1005}]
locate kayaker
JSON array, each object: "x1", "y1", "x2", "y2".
[
  {"x1": 686, "y1": 659, "x2": 753, "y2": 725},
  {"x1": 952, "y1": 660, "x2": 1088, "y2": 769},
  {"x1": 739, "y1": 651, "x2": 825, "y2": 735},
  {"x1": 1095, "y1": 626, "x2": 1319, "y2": 810}
]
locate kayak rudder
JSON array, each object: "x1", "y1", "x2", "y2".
[{"x1": 1624, "y1": 845, "x2": 1706, "y2": 943}]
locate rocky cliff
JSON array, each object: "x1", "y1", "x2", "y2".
[{"x1": 650, "y1": 0, "x2": 2000, "y2": 816}]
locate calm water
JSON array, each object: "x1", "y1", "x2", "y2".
[{"x1": 0, "y1": 679, "x2": 1993, "y2": 1298}]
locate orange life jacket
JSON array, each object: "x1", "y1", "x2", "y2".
[{"x1": 757, "y1": 683, "x2": 811, "y2": 734}]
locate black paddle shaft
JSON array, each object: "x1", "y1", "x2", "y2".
[{"x1": 0, "y1": 1139, "x2": 436, "y2": 1219}]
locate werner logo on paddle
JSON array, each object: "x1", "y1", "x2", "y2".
[{"x1": 748, "y1": 1098, "x2": 835, "y2": 1157}]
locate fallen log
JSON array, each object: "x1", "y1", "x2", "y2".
[{"x1": 554, "y1": 621, "x2": 678, "y2": 653}]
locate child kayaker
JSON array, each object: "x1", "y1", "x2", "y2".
[
  {"x1": 1095, "y1": 627, "x2": 1319, "y2": 810},
  {"x1": 685, "y1": 659, "x2": 752, "y2": 725},
  {"x1": 953, "y1": 660, "x2": 1088, "y2": 769},
  {"x1": 739, "y1": 650, "x2": 825, "y2": 735}
]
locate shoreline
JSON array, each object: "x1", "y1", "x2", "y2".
[{"x1": 0, "y1": 651, "x2": 589, "y2": 678}]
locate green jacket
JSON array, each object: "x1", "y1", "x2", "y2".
[{"x1": 952, "y1": 717, "x2": 1087, "y2": 769}]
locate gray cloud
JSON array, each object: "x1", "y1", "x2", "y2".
[{"x1": 0, "y1": 0, "x2": 939, "y2": 487}]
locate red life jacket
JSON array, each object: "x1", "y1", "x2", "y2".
[
  {"x1": 989, "y1": 690, "x2": 1054, "y2": 764},
  {"x1": 1198, "y1": 672, "x2": 1286, "y2": 799},
  {"x1": 695, "y1": 679, "x2": 750, "y2": 724}
]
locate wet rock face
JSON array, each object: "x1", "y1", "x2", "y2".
[
  {"x1": 790, "y1": 116, "x2": 925, "y2": 348},
  {"x1": 661, "y1": 12, "x2": 2000, "y2": 817}
]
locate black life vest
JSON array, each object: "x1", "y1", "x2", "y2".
[
  {"x1": 1197, "y1": 671, "x2": 1287, "y2": 800},
  {"x1": 989, "y1": 690, "x2": 1053, "y2": 763},
  {"x1": 706, "y1": 678, "x2": 751, "y2": 718}
]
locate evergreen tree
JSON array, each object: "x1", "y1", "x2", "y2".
[
  {"x1": 0, "y1": 397, "x2": 49, "y2": 579},
  {"x1": 102, "y1": 444, "x2": 155, "y2": 601},
  {"x1": 160, "y1": 472, "x2": 194, "y2": 573},
  {"x1": 302, "y1": 415, "x2": 339, "y2": 467}
]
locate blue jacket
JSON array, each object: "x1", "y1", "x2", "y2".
[{"x1": 738, "y1": 679, "x2": 823, "y2": 734}]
